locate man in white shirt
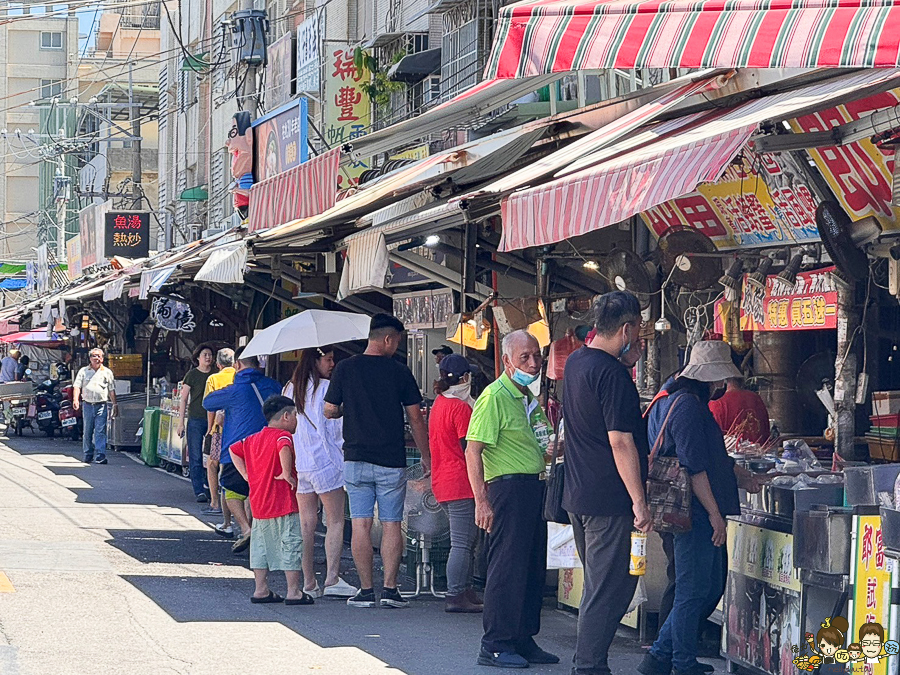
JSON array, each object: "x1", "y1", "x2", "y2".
[
  {"x1": 73, "y1": 348, "x2": 118, "y2": 464},
  {"x1": 0, "y1": 350, "x2": 20, "y2": 383}
]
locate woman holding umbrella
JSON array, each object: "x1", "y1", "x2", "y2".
[{"x1": 283, "y1": 346, "x2": 359, "y2": 599}]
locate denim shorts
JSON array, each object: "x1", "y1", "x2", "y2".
[{"x1": 344, "y1": 461, "x2": 407, "y2": 522}]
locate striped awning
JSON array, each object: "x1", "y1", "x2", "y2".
[
  {"x1": 500, "y1": 68, "x2": 900, "y2": 251},
  {"x1": 248, "y1": 148, "x2": 341, "y2": 234},
  {"x1": 485, "y1": 0, "x2": 900, "y2": 78},
  {"x1": 194, "y1": 242, "x2": 248, "y2": 284}
]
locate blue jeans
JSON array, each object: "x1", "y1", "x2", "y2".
[
  {"x1": 186, "y1": 417, "x2": 208, "y2": 497},
  {"x1": 650, "y1": 510, "x2": 725, "y2": 671},
  {"x1": 344, "y1": 461, "x2": 407, "y2": 522},
  {"x1": 82, "y1": 401, "x2": 108, "y2": 461}
]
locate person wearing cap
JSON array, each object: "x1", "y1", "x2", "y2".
[
  {"x1": 432, "y1": 344, "x2": 453, "y2": 365},
  {"x1": 429, "y1": 353, "x2": 482, "y2": 614},
  {"x1": 638, "y1": 340, "x2": 742, "y2": 675}
]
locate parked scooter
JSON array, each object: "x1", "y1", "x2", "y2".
[
  {"x1": 7, "y1": 394, "x2": 33, "y2": 436},
  {"x1": 58, "y1": 384, "x2": 82, "y2": 440},
  {"x1": 34, "y1": 379, "x2": 62, "y2": 437}
]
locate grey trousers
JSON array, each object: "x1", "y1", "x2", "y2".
[
  {"x1": 569, "y1": 513, "x2": 637, "y2": 675},
  {"x1": 444, "y1": 498, "x2": 478, "y2": 595}
]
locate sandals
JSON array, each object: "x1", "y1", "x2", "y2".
[
  {"x1": 285, "y1": 592, "x2": 315, "y2": 606},
  {"x1": 250, "y1": 591, "x2": 284, "y2": 604}
]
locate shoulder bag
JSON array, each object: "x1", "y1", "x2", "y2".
[
  {"x1": 542, "y1": 412, "x2": 569, "y2": 524},
  {"x1": 646, "y1": 395, "x2": 693, "y2": 534}
]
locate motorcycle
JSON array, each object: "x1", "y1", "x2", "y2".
[
  {"x1": 7, "y1": 395, "x2": 33, "y2": 436},
  {"x1": 34, "y1": 379, "x2": 63, "y2": 437},
  {"x1": 58, "y1": 384, "x2": 82, "y2": 440}
]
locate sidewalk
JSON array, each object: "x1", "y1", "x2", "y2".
[{"x1": 0, "y1": 432, "x2": 729, "y2": 674}]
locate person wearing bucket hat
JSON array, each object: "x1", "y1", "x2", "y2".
[{"x1": 639, "y1": 340, "x2": 742, "y2": 675}]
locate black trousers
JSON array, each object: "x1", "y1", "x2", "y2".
[
  {"x1": 482, "y1": 477, "x2": 547, "y2": 654},
  {"x1": 658, "y1": 532, "x2": 728, "y2": 631},
  {"x1": 569, "y1": 513, "x2": 636, "y2": 675}
]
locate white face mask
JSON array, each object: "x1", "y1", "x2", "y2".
[{"x1": 443, "y1": 379, "x2": 474, "y2": 406}]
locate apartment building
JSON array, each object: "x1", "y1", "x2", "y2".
[{"x1": 0, "y1": 11, "x2": 78, "y2": 259}]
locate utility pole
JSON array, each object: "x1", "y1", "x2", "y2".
[
  {"x1": 129, "y1": 63, "x2": 143, "y2": 209},
  {"x1": 233, "y1": 4, "x2": 267, "y2": 119}
]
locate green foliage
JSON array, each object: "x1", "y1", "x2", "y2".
[{"x1": 352, "y1": 47, "x2": 405, "y2": 109}]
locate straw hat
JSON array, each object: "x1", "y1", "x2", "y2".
[{"x1": 680, "y1": 340, "x2": 742, "y2": 383}]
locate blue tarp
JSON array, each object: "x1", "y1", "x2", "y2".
[{"x1": 0, "y1": 278, "x2": 26, "y2": 290}]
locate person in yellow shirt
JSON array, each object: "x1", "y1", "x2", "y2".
[{"x1": 201, "y1": 348, "x2": 236, "y2": 536}]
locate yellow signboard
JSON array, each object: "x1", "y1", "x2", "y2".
[
  {"x1": 324, "y1": 46, "x2": 371, "y2": 190},
  {"x1": 850, "y1": 515, "x2": 894, "y2": 675},
  {"x1": 727, "y1": 521, "x2": 800, "y2": 593}
]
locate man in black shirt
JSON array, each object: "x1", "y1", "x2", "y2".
[
  {"x1": 324, "y1": 314, "x2": 431, "y2": 609},
  {"x1": 562, "y1": 291, "x2": 652, "y2": 675}
]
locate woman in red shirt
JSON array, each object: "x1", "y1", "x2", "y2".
[{"x1": 429, "y1": 353, "x2": 483, "y2": 613}]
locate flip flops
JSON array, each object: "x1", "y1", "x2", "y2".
[
  {"x1": 285, "y1": 592, "x2": 315, "y2": 606},
  {"x1": 250, "y1": 591, "x2": 284, "y2": 604}
]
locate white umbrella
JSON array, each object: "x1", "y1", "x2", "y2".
[{"x1": 241, "y1": 309, "x2": 371, "y2": 358}]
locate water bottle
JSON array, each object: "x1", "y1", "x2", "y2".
[{"x1": 630, "y1": 530, "x2": 647, "y2": 576}]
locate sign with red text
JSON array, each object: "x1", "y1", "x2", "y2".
[
  {"x1": 105, "y1": 211, "x2": 150, "y2": 258},
  {"x1": 714, "y1": 267, "x2": 838, "y2": 333},
  {"x1": 323, "y1": 46, "x2": 370, "y2": 189},
  {"x1": 850, "y1": 515, "x2": 893, "y2": 675}
]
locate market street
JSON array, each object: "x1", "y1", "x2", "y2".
[{"x1": 0, "y1": 433, "x2": 728, "y2": 675}]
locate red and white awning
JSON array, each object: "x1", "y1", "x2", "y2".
[
  {"x1": 499, "y1": 68, "x2": 900, "y2": 251},
  {"x1": 248, "y1": 148, "x2": 341, "y2": 234},
  {"x1": 485, "y1": 0, "x2": 900, "y2": 78}
]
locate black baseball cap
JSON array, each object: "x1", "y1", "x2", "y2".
[{"x1": 431, "y1": 345, "x2": 454, "y2": 356}]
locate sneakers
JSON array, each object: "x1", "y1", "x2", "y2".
[
  {"x1": 379, "y1": 586, "x2": 409, "y2": 608},
  {"x1": 201, "y1": 505, "x2": 223, "y2": 515},
  {"x1": 195, "y1": 493, "x2": 209, "y2": 503},
  {"x1": 94, "y1": 457, "x2": 108, "y2": 465},
  {"x1": 213, "y1": 523, "x2": 234, "y2": 539},
  {"x1": 323, "y1": 578, "x2": 359, "y2": 598},
  {"x1": 638, "y1": 653, "x2": 673, "y2": 675},
  {"x1": 304, "y1": 583, "x2": 324, "y2": 599},
  {"x1": 518, "y1": 645, "x2": 559, "y2": 665},
  {"x1": 347, "y1": 588, "x2": 377, "y2": 608},
  {"x1": 477, "y1": 649, "x2": 529, "y2": 669},
  {"x1": 232, "y1": 533, "x2": 251, "y2": 553}
]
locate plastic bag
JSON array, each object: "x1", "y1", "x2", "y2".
[{"x1": 627, "y1": 577, "x2": 648, "y2": 614}]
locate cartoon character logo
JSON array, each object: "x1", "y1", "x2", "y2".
[{"x1": 793, "y1": 619, "x2": 900, "y2": 672}]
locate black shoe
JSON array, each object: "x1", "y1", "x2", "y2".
[
  {"x1": 95, "y1": 457, "x2": 108, "y2": 465},
  {"x1": 231, "y1": 533, "x2": 250, "y2": 553},
  {"x1": 638, "y1": 653, "x2": 672, "y2": 675},
  {"x1": 673, "y1": 665, "x2": 715, "y2": 675},
  {"x1": 83, "y1": 457, "x2": 93, "y2": 464},
  {"x1": 347, "y1": 589, "x2": 376, "y2": 608},
  {"x1": 380, "y1": 586, "x2": 409, "y2": 608},
  {"x1": 518, "y1": 646, "x2": 559, "y2": 665},
  {"x1": 195, "y1": 493, "x2": 209, "y2": 503},
  {"x1": 477, "y1": 648, "x2": 529, "y2": 669}
]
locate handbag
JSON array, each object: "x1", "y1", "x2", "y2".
[
  {"x1": 542, "y1": 413, "x2": 569, "y2": 524},
  {"x1": 646, "y1": 395, "x2": 693, "y2": 534}
]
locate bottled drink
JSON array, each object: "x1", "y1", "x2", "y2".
[{"x1": 630, "y1": 530, "x2": 647, "y2": 576}]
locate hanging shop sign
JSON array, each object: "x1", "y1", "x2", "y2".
[
  {"x1": 296, "y1": 14, "x2": 319, "y2": 94},
  {"x1": 151, "y1": 296, "x2": 195, "y2": 333},
  {"x1": 252, "y1": 98, "x2": 308, "y2": 183},
  {"x1": 713, "y1": 266, "x2": 838, "y2": 333},
  {"x1": 79, "y1": 200, "x2": 110, "y2": 268},
  {"x1": 105, "y1": 211, "x2": 150, "y2": 258},
  {"x1": 267, "y1": 32, "x2": 295, "y2": 109},
  {"x1": 324, "y1": 46, "x2": 371, "y2": 189},
  {"x1": 393, "y1": 289, "x2": 454, "y2": 330},
  {"x1": 849, "y1": 515, "x2": 894, "y2": 675},
  {"x1": 792, "y1": 89, "x2": 900, "y2": 235},
  {"x1": 641, "y1": 148, "x2": 823, "y2": 250},
  {"x1": 66, "y1": 235, "x2": 82, "y2": 280}
]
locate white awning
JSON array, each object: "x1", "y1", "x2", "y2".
[
  {"x1": 337, "y1": 230, "x2": 391, "y2": 301},
  {"x1": 139, "y1": 266, "x2": 177, "y2": 299},
  {"x1": 102, "y1": 276, "x2": 127, "y2": 302},
  {"x1": 194, "y1": 242, "x2": 248, "y2": 284}
]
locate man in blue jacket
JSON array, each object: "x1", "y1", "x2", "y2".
[{"x1": 204, "y1": 348, "x2": 281, "y2": 552}]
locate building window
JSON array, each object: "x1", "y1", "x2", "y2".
[
  {"x1": 441, "y1": 21, "x2": 479, "y2": 99},
  {"x1": 40, "y1": 79, "x2": 63, "y2": 99},
  {"x1": 40, "y1": 32, "x2": 63, "y2": 49}
]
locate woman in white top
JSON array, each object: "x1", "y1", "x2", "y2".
[{"x1": 283, "y1": 346, "x2": 358, "y2": 599}]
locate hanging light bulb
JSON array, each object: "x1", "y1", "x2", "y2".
[
  {"x1": 718, "y1": 259, "x2": 743, "y2": 303},
  {"x1": 772, "y1": 253, "x2": 804, "y2": 293},
  {"x1": 746, "y1": 258, "x2": 774, "y2": 292}
]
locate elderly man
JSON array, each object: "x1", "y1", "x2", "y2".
[
  {"x1": 563, "y1": 291, "x2": 651, "y2": 675},
  {"x1": 73, "y1": 348, "x2": 118, "y2": 465},
  {"x1": 0, "y1": 349, "x2": 20, "y2": 383},
  {"x1": 465, "y1": 329, "x2": 558, "y2": 669}
]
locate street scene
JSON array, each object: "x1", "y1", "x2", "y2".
[{"x1": 3, "y1": 0, "x2": 900, "y2": 672}]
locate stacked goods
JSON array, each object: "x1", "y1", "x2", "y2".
[{"x1": 868, "y1": 392, "x2": 900, "y2": 461}]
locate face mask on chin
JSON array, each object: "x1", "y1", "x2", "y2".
[{"x1": 510, "y1": 368, "x2": 540, "y2": 387}]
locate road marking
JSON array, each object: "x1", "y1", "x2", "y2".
[{"x1": 0, "y1": 571, "x2": 14, "y2": 592}]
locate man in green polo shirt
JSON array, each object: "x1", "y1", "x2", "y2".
[{"x1": 466, "y1": 329, "x2": 559, "y2": 670}]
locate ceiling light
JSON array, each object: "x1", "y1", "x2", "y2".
[
  {"x1": 772, "y1": 253, "x2": 803, "y2": 293},
  {"x1": 718, "y1": 259, "x2": 743, "y2": 302},
  {"x1": 424, "y1": 234, "x2": 440, "y2": 247},
  {"x1": 746, "y1": 258, "x2": 774, "y2": 292},
  {"x1": 583, "y1": 260, "x2": 599, "y2": 271}
]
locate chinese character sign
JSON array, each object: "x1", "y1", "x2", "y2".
[
  {"x1": 296, "y1": 14, "x2": 319, "y2": 93},
  {"x1": 66, "y1": 235, "x2": 82, "y2": 280},
  {"x1": 151, "y1": 296, "x2": 195, "y2": 333},
  {"x1": 714, "y1": 267, "x2": 839, "y2": 333},
  {"x1": 80, "y1": 200, "x2": 110, "y2": 267},
  {"x1": 851, "y1": 515, "x2": 894, "y2": 675},
  {"x1": 324, "y1": 46, "x2": 371, "y2": 189},
  {"x1": 267, "y1": 32, "x2": 295, "y2": 109},
  {"x1": 252, "y1": 98, "x2": 308, "y2": 183},
  {"x1": 105, "y1": 211, "x2": 150, "y2": 258}
]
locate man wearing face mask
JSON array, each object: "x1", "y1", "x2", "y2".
[
  {"x1": 562, "y1": 290, "x2": 651, "y2": 675},
  {"x1": 466, "y1": 330, "x2": 558, "y2": 669}
]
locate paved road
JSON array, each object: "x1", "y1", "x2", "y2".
[{"x1": 0, "y1": 431, "x2": 730, "y2": 675}]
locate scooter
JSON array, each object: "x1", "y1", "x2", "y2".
[
  {"x1": 58, "y1": 384, "x2": 82, "y2": 440},
  {"x1": 7, "y1": 395, "x2": 33, "y2": 436},
  {"x1": 34, "y1": 379, "x2": 62, "y2": 437}
]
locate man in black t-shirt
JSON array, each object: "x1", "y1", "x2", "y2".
[
  {"x1": 324, "y1": 313, "x2": 431, "y2": 609},
  {"x1": 562, "y1": 291, "x2": 652, "y2": 675}
]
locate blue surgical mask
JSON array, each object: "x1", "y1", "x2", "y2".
[
  {"x1": 618, "y1": 327, "x2": 632, "y2": 360},
  {"x1": 511, "y1": 368, "x2": 540, "y2": 387}
]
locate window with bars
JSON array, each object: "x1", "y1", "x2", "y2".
[
  {"x1": 40, "y1": 32, "x2": 62, "y2": 49},
  {"x1": 208, "y1": 148, "x2": 228, "y2": 226},
  {"x1": 441, "y1": 21, "x2": 479, "y2": 99}
]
